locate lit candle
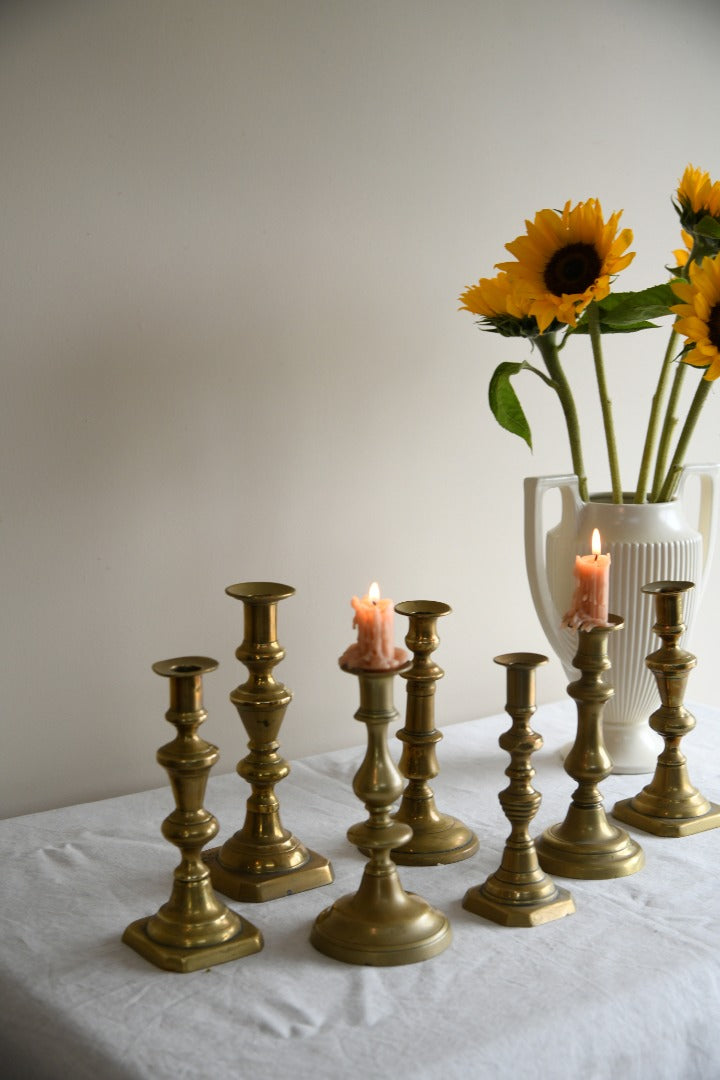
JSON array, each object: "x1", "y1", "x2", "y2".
[
  {"x1": 562, "y1": 529, "x2": 611, "y2": 630},
  {"x1": 339, "y1": 581, "x2": 407, "y2": 670}
]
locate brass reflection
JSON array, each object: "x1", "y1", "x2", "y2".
[
  {"x1": 463, "y1": 653, "x2": 574, "y2": 926},
  {"x1": 205, "y1": 583, "x2": 333, "y2": 902},
  {"x1": 391, "y1": 600, "x2": 478, "y2": 865},
  {"x1": 613, "y1": 581, "x2": 720, "y2": 836},
  {"x1": 535, "y1": 617, "x2": 644, "y2": 879},
  {"x1": 122, "y1": 657, "x2": 263, "y2": 972},
  {"x1": 311, "y1": 660, "x2": 452, "y2": 966}
]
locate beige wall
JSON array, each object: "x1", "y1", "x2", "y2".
[{"x1": 3, "y1": 0, "x2": 720, "y2": 817}]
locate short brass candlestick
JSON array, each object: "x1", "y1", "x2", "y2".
[
  {"x1": 613, "y1": 581, "x2": 720, "y2": 836},
  {"x1": 311, "y1": 660, "x2": 452, "y2": 965},
  {"x1": 205, "y1": 583, "x2": 333, "y2": 902},
  {"x1": 122, "y1": 657, "x2": 263, "y2": 972},
  {"x1": 391, "y1": 601, "x2": 478, "y2": 865},
  {"x1": 463, "y1": 653, "x2": 574, "y2": 926},
  {"x1": 536, "y1": 617, "x2": 644, "y2": 879}
]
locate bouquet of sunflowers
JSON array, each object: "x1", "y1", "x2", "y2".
[{"x1": 460, "y1": 165, "x2": 720, "y2": 505}]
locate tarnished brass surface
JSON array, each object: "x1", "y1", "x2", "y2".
[
  {"x1": 206, "y1": 583, "x2": 333, "y2": 901},
  {"x1": 311, "y1": 662, "x2": 452, "y2": 965},
  {"x1": 536, "y1": 619, "x2": 645, "y2": 879},
  {"x1": 613, "y1": 582, "x2": 720, "y2": 836},
  {"x1": 390, "y1": 601, "x2": 478, "y2": 865},
  {"x1": 122, "y1": 657, "x2": 262, "y2": 972},
  {"x1": 463, "y1": 653, "x2": 574, "y2": 926}
]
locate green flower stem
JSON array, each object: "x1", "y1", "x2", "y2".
[
  {"x1": 588, "y1": 302, "x2": 623, "y2": 503},
  {"x1": 657, "y1": 375, "x2": 713, "y2": 503},
  {"x1": 536, "y1": 333, "x2": 588, "y2": 502},
  {"x1": 633, "y1": 327, "x2": 678, "y2": 503},
  {"x1": 650, "y1": 361, "x2": 687, "y2": 500}
]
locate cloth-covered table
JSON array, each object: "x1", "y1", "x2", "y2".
[{"x1": 2, "y1": 699, "x2": 719, "y2": 1080}]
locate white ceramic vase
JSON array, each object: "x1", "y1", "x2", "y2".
[{"x1": 524, "y1": 465, "x2": 720, "y2": 773}]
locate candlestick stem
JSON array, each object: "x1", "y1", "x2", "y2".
[
  {"x1": 535, "y1": 617, "x2": 645, "y2": 878},
  {"x1": 390, "y1": 600, "x2": 478, "y2": 864},
  {"x1": 463, "y1": 653, "x2": 575, "y2": 925},
  {"x1": 122, "y1": 657, "x2": 263, "y2": 971},
  {"x1": 311, "y1": 660, "x2": 452, "y2": 965},
  {"x1": 205, "y1": 583, "x2": 333, "y2": 901},
  {"x1": 613, "y1": 581, "x2": 720, "y2": 835}
]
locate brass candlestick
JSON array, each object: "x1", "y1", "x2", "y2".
[
  {"x1": 613, "y1": 581, "x2": 720, "y2": 836},
  {"x1": 391, "y1": 600, "x2": 478, "y2": 865},
  {"x1": 463, "y1": 653, "x2": 575, "y2": 926},
  {"x1": 535, "y1": 617, "x2": 644, "y2": 879},
  {"x1": 122, "y1": 657, "x2": 263, "y2": 972},
  {"x1": 311, "y1": 660, "x2": 452, "y2": 966},
  {"x1": 205, "y1": 583, "x2": 333, "y2": 902}
]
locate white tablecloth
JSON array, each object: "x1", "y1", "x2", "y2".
[{"x1": 2, "y1": 699, "x2": 719, "y2": 1080}]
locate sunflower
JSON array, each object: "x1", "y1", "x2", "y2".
[
  {"x1": 459, "y1": 271, "x2": 539, "y2": 337},
  {"x1": 497, "y1": 199, "x2": 634, "y2": 333},
  {"x1": 671, "y1": 254, "x2": 720, "y2": 381},
  {"x1": 676, "y1": 164, "x2": 720, "y2": 221}
]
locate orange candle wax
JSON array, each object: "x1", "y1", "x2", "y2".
[
  {"x1": 339, "y1": 582, "x2": 406, "y2": 670},
  {"x1": 562, "y1": 529, "x2": 611, "y2": 630}
]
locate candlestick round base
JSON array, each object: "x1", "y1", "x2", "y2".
[
  {"x1": 310, "y1": 873, "x2": 451, "y2": 966},
  {"x1": 535, "y1": 816, "x2": 644, "y2": 879},
  {"x1": 390, "y1": 812, "x2": 479, "y2": 865}
]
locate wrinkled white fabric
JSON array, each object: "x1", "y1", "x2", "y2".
[{"x1": 1, "y1": 699, "x2": 719, "y2": 1080}]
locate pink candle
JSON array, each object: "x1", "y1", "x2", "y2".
[
  {"x1": 562, "y1": 529, "x2": 611, "y2": 630},
  {"x1": 339, "y1": 582, "x2": 406, "y2": 670}
]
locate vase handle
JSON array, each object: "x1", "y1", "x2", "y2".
[
  {"x1": 675, "y1": 463, "x2": 720, "y2": 601},
  {"x1": 524, "y1": 475, "x2": 582, "y2": 661}
]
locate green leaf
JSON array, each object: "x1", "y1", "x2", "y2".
[
  {"x1": 573, "y1": 284, "x2": 676, "y2": 334},
  {"x1": 488, "y1": 362, "x2": 532, "y2": 448}
]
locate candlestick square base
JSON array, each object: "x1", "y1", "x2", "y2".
[
  {"x1": 612, "y1": 797, "x2": 720, "y2": 837},
  {"x1": 122, "y1": 915, "x2": 263, "y2": 973},
  {"x1": 204, "y1": 847, "x2": 333, "y2": 903},
  {"x1": 462, "y1": 883, "x2": 575, "y2": 927}
]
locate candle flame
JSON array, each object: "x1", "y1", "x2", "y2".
[
  {"x1": 591, "y1": 529, "x2": 602, "y2": 557},
  {"x1": 368, "y1": 581, "x2": 381, "y2": 603}
]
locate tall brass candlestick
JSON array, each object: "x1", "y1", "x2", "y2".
[
  {"x1": 311, "y1": 660, "x2": 452, "y2": 966},
  {"x1": 535, "y1": 617, "x2": 644, "y2": 879},
  {"x1": 122, "y1": 657, "x2": 263, "y2": 972},
  {"x1": 463, "y1": 653, "x2": 574, "y2": 926},
  {"x1": 613, "y1": 581, "x2": 720, "y2": 836},
  {"x1": 391, "y1": 600, "x2": 478, "y2": 865},
  {"x1": 205, "y1": 583, "x2": 333, "y2": 902}
]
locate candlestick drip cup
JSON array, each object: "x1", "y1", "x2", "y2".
[
  {"x1": 613, "y1": 581, "x2": 720, "y2": 836},
  {"x1": 391, "y1": 601, "x2": 478, "y2": 865},
  {"x1": 535, "y1": 617, "x2": 645, "y2": 879},
  {"x1": 463, "y1": 653, "x2": 575, "y2": 926},
  {"x1": 122, "y1": 657, "x2": 263, "y2": 972},
  {"x1": 310, "y1": 660, "x2": 452, "y2": 966},
  {"x1": 205, "y1": 583, "x2": 333, "y2": 902}
]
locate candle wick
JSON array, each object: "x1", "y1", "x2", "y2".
[{"x1": 594, "y1": 553, "x2": 598, "y2": 562}]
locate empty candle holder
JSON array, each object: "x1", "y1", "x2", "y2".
[
  {"x1": 613, "y1": 581, "x2": 720, "y2": 836},
  {"x1": 390, "y1": 600, "x2": 478, "y2": 865},
  {"x1": 122, "y1": 657, "x2": 263, "y2": 972},
  {"x1": 205, "y1": 583, "x2": 333, "y2": 902},
  {"x1": 535, "y1": 617, "x2": 645, "y2": 879},
  {"x1": 463, "y1": 653, "x2": 574, "y2": 926},
  {"x1": 311, "y1": 659, "x2": 452, "y2": 965}
]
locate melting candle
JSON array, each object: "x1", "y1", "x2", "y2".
[
  {"x1": 562, "y1": 529, "x2": 611, "y2": 630},
  {"x1": 339, "y1": 582, "x2": 406, "y2": 670}
]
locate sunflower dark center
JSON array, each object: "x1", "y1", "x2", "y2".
[
  {"x1": 543, "y1": 242, "x2": 602, "y2": 296},
  {"x1": 709, "y1": 303, "x2": 720, "y2": 349}
]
